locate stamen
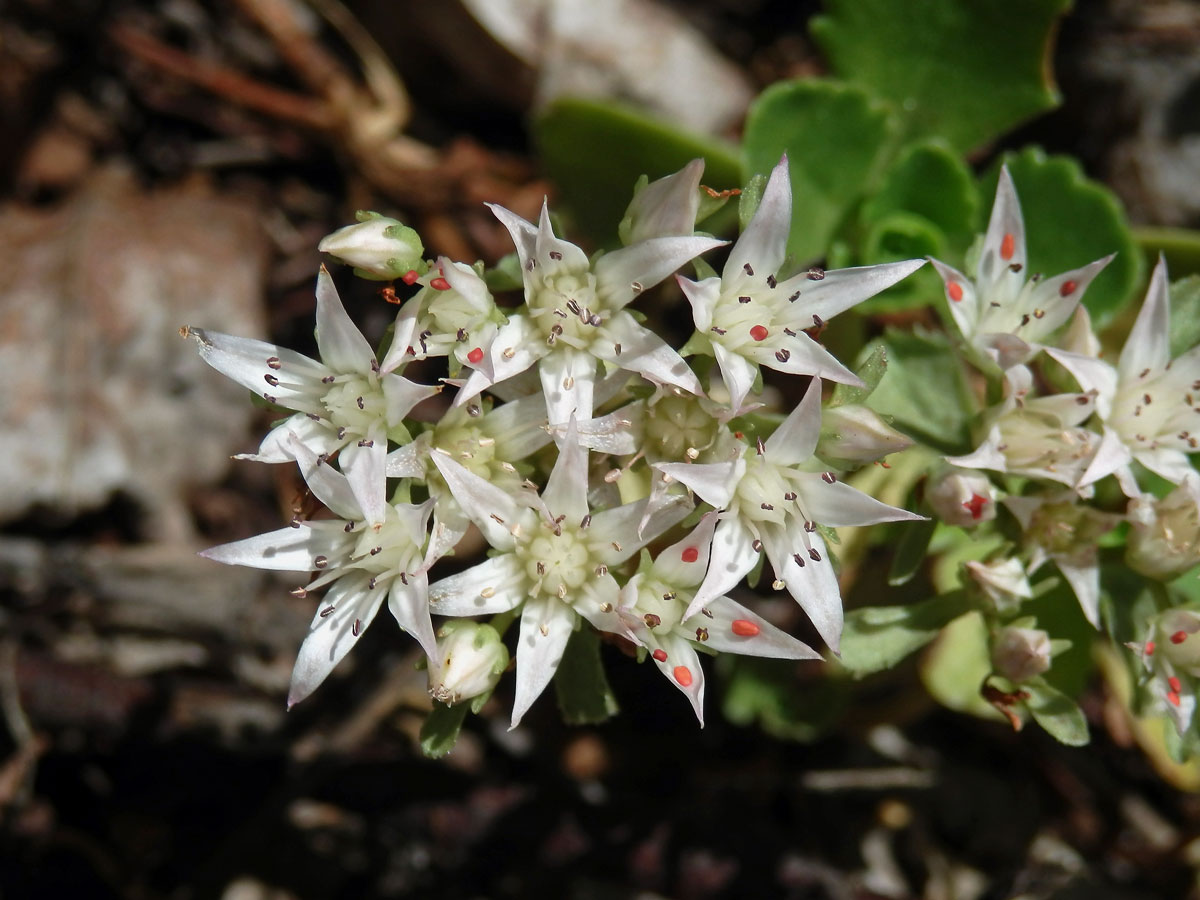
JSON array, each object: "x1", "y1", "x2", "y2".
[
  {"x1": 674, "y1": 666, "x2": 694, "y2": 686},
  {"x1": 694, "y1": 627, "x2": 709, "y2": 642},
  {"x1": 352, "y1": 618, "x2": 362, "y2": 637},
  {"x1": 821, "y1": 472, "x2": 837, "y2": 483},
  {"x1": 806, "y1": 267, "x2": 825, "y2": 281},
  {"x1": 756, "y1": 436, "x2": 765, "y2": 455},
  {"x1": 652, "y1": 649, "x2": 668, "y2": 662},
  {"x1": 480, "y1": 587, "x2": 496, "y2": 599},
  {"x1": 792, "y1": 553, "x2": 805, "y2": 568},
  {"x1": 430, "y1": 277, "x2": 450, "y2": 291},
  {"x1": 266, "y1": 356, "x2": 282, "y2": 370},
  {"x1": 738, "y1": 296, "x2": 752, "y2": 304},
  {"x1": 947, "y1": 282, "x2": 963, "y2": 302},
  {"x1": 1059, "y1": 280, "x2": 1077, "y2": 297},
  {"x1": 644, "y1": 613, "x2": 661, "y2": 628},
  {"x1": 320, "y1": 606, "x2": 335, "y2": 617},
  {"x1": 580, "y1": 514, "x2": 591, "y2": 529},
  {"x1": 549, "y1": 251, "x2": 562, "y2": 261},
  {"x1": 681, "y1": 547, "x2": 699, "y2": 563},
  {"x1": 752, "y1": 539, "x2": 763, "y2": 552},
  {"x1": 1000, "y1": 232, "x2": 1015, "y2": 261},
  {"x1": 731, "y1": 619, "x2": 760, "y2": 637},
  {"x1": 749, "y1": 324, "x2": 769, "y2": 341},
  {"x1": 767, "y1": 274, "x2": 777, "y2": 289},
  {"x1": 402, "y1": 270, "x2": 420, "y2": 285},
  {"x1": 775, "y1": 349, "x2": 791, "y2": 363},
  {"x1": 743, "y1": 263, "x2": 754, "y2": 276},
  {"x1": 314, "y1": 556, "x2": 329, "y2": 569},
  {"x1": 290, "y1": 587, "x2": 308, "y2": 598},
  {"x1": 809, "y1": 548, "x2": 822, "y2": 562},
  {"x1": 467, "y1": 347, "x2": 484, "y2": 364}
]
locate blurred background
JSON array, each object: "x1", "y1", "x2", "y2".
[{"x1": 3, "y1": 0, "x2": 1200, "y2": 897}]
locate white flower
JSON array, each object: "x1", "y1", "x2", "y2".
[
  {"x1": 816, "y1": 404, "x2": 913, "y2": 467},
  {"x1": 1130, "y1": 609, "x2": 1200, "y2": 733},
  {"x1": 456, "y1": 192, "x2": 725, "y2": 425},
  {"x1": 1003, "y1": 493, "x2": 1122, "y2": 627},
  {"x1": 965, "y1": 557, "x2": 1033, "y2": 614},
  {"x1": 991, "y1": 626, "x2": 1051, "y2": 683},
  {"x1": 318, "y1": 212, "x2": 424, "y2": 280},
  {"x1": 926, "y1": 464, "x2": 997, "y2": 528},
  {"x1": 947, "y1": 365, "x2": 1101, "y2": 488},
  {"x1": 1046, "y1": 258, "x2": 1200, "y2": 495},
  {"x1": 657, "y1": 378, "x2": 924, "y2": 651},
  {"x1": 677, "y1": 156, "x2": 924, "y2": 414},
  {"x1": 427, "y1": 620, "x2": 510, "y2": 707},
  {"x1": 616, "y1": 513, "x2": 820, "y2": 724},
  {"x1": 1127, "y1": 474, "x2": 1200, "y2": 579},
  {"x1": 395, "y1": 258, "x2": 505, "y2": 372},
  {"x1": 930, "y1": 166, "x2": 1113, "y2": 372},
  {"x1": 186, "y1": 267, "x2": 437, "y2": 522},
  {"x1": 426, "y1": 420, "x2": 692, "y2": 727},
  {"x1": 619, "y1": 158, "x2": 704, "y2": 245},
  {"x1": 199, "y1": 435, "x2": 437, "y2": 708}
]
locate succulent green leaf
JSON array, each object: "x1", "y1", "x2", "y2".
[
  {"x1": 830, "y1": 343, "x2": 888, "y2": 407},
  {"x1": 534, "y1": 97, "x2": 741, "y2": 246},
  {"x1": 838, "y1": 591, "x2": 968, "y2": 676},
  {"x1": 811, "y1": 0, "x2": 1071, "y2": 153},
  {"x1": 1024, "y1": 678, "x2": 1090, "y2": 746},
  {"x1": 861, "y1": 141, "x2": 978, "y2": 241},
  {"x1": 1168, "y1": 275, "x2": 1200, "y2": 358},
  {"x1": 888, "y1": 517, "x2": 938, "y2": 587},
  {"x1": 742, "y1": 79, "x2": 894, "y2": 264},
  {"x1": 419, "y1": 701, "x2": 471, "y2": 759},
  {"x1": 553, "y1": 627, "x2": 619, "y2": 725},
  {"x1": 981, "y1": 148, "x2": 1143, "y2": 328},
  {"x1": 920, "y1": 611, "x2": 1003, "y2": 720},
  {"x1": 719, "y1": 656, "x2": 846, "y2": 742},
  {"x1": 1135, "y1": 226, "x2": 1200, "y2": 280}
]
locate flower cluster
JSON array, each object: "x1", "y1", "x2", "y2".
[{"x1": 190, "y1": 156, "x2": 927, "y2": 730}]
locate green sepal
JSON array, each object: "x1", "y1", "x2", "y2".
[
  {"x1": 837, "y1": 591, "x2": 968, "y2": 677},
  {"x1": 888, "y1": 516, "x2": 937, "y2": 587},
  {"x1": 1023, "y1": 677, "x2": 1090, "y2": 746},
  {"x1": 419, "y1": 700, "x2": 471, "y2": 759}
]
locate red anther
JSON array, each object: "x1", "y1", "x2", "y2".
[
  {"x1": 467, "y1": 347, "x2": 484, "y2": 364},
  {"x1": 673, "y1": 666, "x2": 693, "y2": 687},
  {"x1": 1000, "y1": 232, "x2": 1015, "y2": 261},
  {"x1": 947, "y1": 281, "x2": 964, "y2": 302},
  {"x1": 401, "y1": 269, "x2": 420, "y2": 285},
  {"x1": 652, "y1": 649, "x2": 668, "y2": 662},
  {"x1": 1172, "y1": 630, "x2": 1188, "y2": 644},
  {"x1": 1059, "y1": 280, "x2": 1077, "y2": 297},
  {"x1": 731, "y1": 619, "x2": 760, "y2": 637},
  {"x1": 1168, "y1": 690, "x2": 1182, "y2": 707},
  {"x1": 749, "y1": 324, "x2": 769, "y2": 342},
  {"x1": 681, "y1": 547, "x2": 699, "y2": 563},
  {"x1": 1145, "y1": 641, "x2": 1156, "y2": 656},
  {"x1": 430, "y1": 277, "x2": 451, "y2": 291},
  {"x1": 734, "y1": 431, "x2": 744, "y2": 440},
  {"x1": 962, "y1": 493, "x2": 989, "y2": 520},
  {"x1": 1169, "y1": 676, "x2": 1183, "y2": 693}
]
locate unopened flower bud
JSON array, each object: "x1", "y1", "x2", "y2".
[
  {"x1": 818, "y1": 404, "x2": 912, "y2": 465},
  {"x1": 1156, "y1": 609, "x2": 1200, "y2": 676},
  {"x1": 1127, "y1": 476, "x2": 1200, "y2": 580},
  {"x1": 618, "y1": 159, "x2": 704, "y2": 245},
  {"x1": 318, "y1": 212, "x2": 424, "y2": 280},
  {"x1": 991, "y1": 626, "x2": 1051, "y2": 683},
  {"x1": 427, "y1": 621, "x2": 509, "y2": 706},
  {"x1": 927, "y1": 465, "x2": 995, "y2": 527},
  {"x1": 965, "y1": 557, "x2": 1032, "y2": 613}
]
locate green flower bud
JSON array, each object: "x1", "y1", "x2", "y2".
[{"x1": 318, "y1": 212, "x2": 424, "y2": 280}]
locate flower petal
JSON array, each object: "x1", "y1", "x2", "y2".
[
  {"x1": 246, "y1": 413, "x2": 339, "y2": 464},
  {"x1": 428, "y1": 554, "x2": 526, "y2": 615},
  {"x1": 314, "y1": 266, "x2": 376, "y2": 373},
  {"x1": 712, "y1": 341, "x2": 760, "y2": 414},
  {"x1": 761, "y1": 522, "x2": 844, "y2": 652},
  {"x1": 288, "y1": 574, "x2": 384, "y2": 708},
  {"x1": 1119, "y1": 256, "x2": 1171, "y2": 382},
  {"x1": 539, "y1": 346, "x2": 597, "y2": 425},
  {"x1": 650, "y1": 631, "x2": 706, "y2": 725},
  {"x1": 486, "y1": 202, "x2": 538, "y2": 270},
  {"x1": 651, "y1": 511, "x2": 720, "y2": 588},
  {"x1": 978, "y1": 166, "x2": 1026, "y2": 294},
  {"x1": 543, "y1": 416, "x2": 589, "y2": 523},
  {"x1": 593, "y1": 312, "x2": 702, "y2": 395},
  {"x1": 387, "y1": 571, "x2": 437, "y2": 659},
  {"x1": 590, "y1": 493, "x2": 693, "y2": 565},
  {"x1": 337, "y1": 426, "x2": 387, "y2": 526},
  {"x1": 186, "y1": 327, "x2": 327, "y2": 409},
  {"x1": 1078, "y1": 425, "x2": 1134, "y2": 492},
  {"x1": 695, "y1": 596, "x2": 822, "y2": 660},
  {"x1": 928, "y1": 258, "x2": 978, "y2": 340},
  {"x1": 656, "y1": 458, "x2": 745, "y2": 510},
  {"x1": 511, "y1": 596, "x2": 577, "y2": 728},
  {"x1": 622, "y1": 158, "x2": 704, "y2": 243},
  {"x1": 382, "y1": 373, "x2": 439, "y2": 424},
  {"x1": 781, "y1": 258, "x2": 926, "y2": 324},
  {"x1": 429, "y1": 450, "x2": 522, "y2": 550},
  {"x1": 677, "y1": 274, "x2": 721, "y2": 333},
  {"x1": 763, "y1": 377, "x2": 822, "y2": 465},
  {"x1": 745, "y1": 330, "x2": 861, "y2": 387},
  {"x1": 456, "y1": 314, "x2": 546, "y2": 406},
  {"x1": 595, "y1": 235, "x2": 727, "y2": 309},
  {"x1": 723, "y1": 155, "x2": 789, "y2": 284},
  {"x1": 794, "y1": 475, "x2": 926, "y2": 527},
  {"x1": 684, "y1": 515, "x2": 758, "y2": 620},
  {"x1": 290, "y1": 435, "x2": 362, "y2": 521},
  {"x1": 1055, "y1": 552, "x2": 1101, "y2": 628},
  {"x1": 200, "y1": 523, "x2": 337, "y2": 572}
]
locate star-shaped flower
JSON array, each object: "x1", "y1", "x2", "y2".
[
  {"x1": 677, "y1": 156, "x2": 924, "y2": 413},
  {"x1": 616, "y1": 513, "x2": 820, "y2": 723},
  {"x1": 199, "y1": 435, "x2": 438, "y2": 707},
  {"x1": 456, "y1": 190, "x2": 726, "y2": 425},
  {"x1": 426, "y1": 420, "x2": 692, "y2": 727},
  {"x1": 657, "y1": 378, "x2": 924, "y2": 650},
  {"x1": 930, "y1": 166, "x2": 1113, "y2": 372},
  {"x1": 185, "y1": 266, "x2": 437, "y2": 523}
]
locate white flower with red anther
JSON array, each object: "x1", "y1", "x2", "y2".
[
  {"x1": 656, "y1": 378, "x2": 924, "y2": 652},
  {"x1": 1003, "y1": 493, "x2": 1122, "y2": 628},
  {"x1": 1127, "y1": 474, "x2": 1200, "y2": 580},
  {"x1": 677, "y1": 155, "x2": 924, "y2": 415},
  {"x1": 426, "y1": 419, "x2": 691, "y2": 727},
  {"x1": 455, "y1": 181, "x2": 726, "y2": 426},
  {"x1": 1045, "y1": 258, "x2": 1200, "y2": 496},
  {"x1": 930, "y1": 166, "x2": 1113, "y2": 372},
  {"x1": 926, "y1": 464, "x2": 997, "y2": 528},
  {"x1": 185, "y1": 266, "x2": 438, "y2": 523},
  {"x1": 394, "y1": 257, "x2": 505, "y2": 373},
  {"x1": 199, "y1": 435, "x2": 438, "y2": 709},
  {"x1": 616, "y1": 513, "x2": 821, "y2": 724},
  {"x1": 1130, "y1": 609, "x2": 1200, "y2": 733}
]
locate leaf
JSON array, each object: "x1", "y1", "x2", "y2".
[
  {"x1": 920, "y1": 611, "x2": 1004, "y2": 720},
  {"x1": 553, "y1": 627, "x2": 619, "y2": 725},
  {"x1": 861, "y1": 142, "x2": 978, "y2": 241},
  {"x1": 1023, "y1": 678, "x2": 1090, "y2": 746},
  {"x1": 888, "y1": 517, "x2": 938, "y2": 586},
  {"x1": 742, "y1": 79, "x2": 894, "y2": 264},
  {"x1": 811, "y1": 0, "x2": 1071, "y2": 153},
  {"x1": 1168, "y1": 275, "x2": 1200, "y2": 358},
  {"x1": 719, "y1": 655, "x2": 847, "y2": 742},
  {"x1": 982, "y1": 148, "x2": 1143, "y2": 328},
  {"x1": 863, "y1": 327, "x2": 974, "y2": 452},
  {"x1": 1135, "y1": 226, "x2": 1200, "y2": 280},
  {"x1": 534, "y1": 97, "x2": 742, "y2": 246},
  {"x1": 838, "y1": 591, "x2": 967, "y2": 676},
  {"x1": 419, "y1": 701, "x2": 471, "y2": 759},
  {"x1": 830, "y1": 343, "x2": 888, "y2": 407}
]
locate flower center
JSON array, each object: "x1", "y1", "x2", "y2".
[
  {"x1": 519, "y1": 522, "x2": 597, "y2": 601},
  {"x1": 734, "y1": 457, "x2": 794, "y2": 526},
  {"x1": 643, "y1": 394, "x2": 721, "y2": 462},
  {"x1": 633, "y1": 578, "x2": 686, "y2": 632},
  {"x1": 321, "y1": 372, "x2": 386, "y2": 435},
  {"x1": 348, "y1": 508, "x2": 422, "y2": 581},
  {"x1": 528, "y1": 268, "x2": 605, "y2": 347}
]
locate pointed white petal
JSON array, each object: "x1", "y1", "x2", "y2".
[
  {"x1": 1078, "y1": 426, "x2": 1134, "y2": 491},
  {"x1": 560, "y1": 402, "x2": 644, "y2": 456},
  {"x1": 186, "y1": 327, "x2": 327, "y2": 407},
  {"x1": 695, "y1": 596, "x2": 822, "y2": 660},
  {"x1": 651, "y1": 632, "x2": 706, "y2": 725},
  {"x1": 511, "y1": 596, "x2": 577, "y2": 728},
  {"x1": 978, "y1": 166, "x2": 1026, "y2": 292},
  {"x1": 763, "y1": 377, "x2": 822, "y2": 465},
  {"x1": 290, "y1": 435, "x2": 362, "y2": 521},
  {"x1": 590, "y1": 492, "x2": 692, "y2": 565},
  {"x1": 246, "y1": 414, "x2": 338, "y2": 464},
  {"x1": 1134, "y1": 447, "x2": 1198, "y2": 485},
  {"x1": 656, "y1": 458, "x2": 745, "y2": 509},
  {"x1": 1044, "y1": 348, "x2": 1117, "y2": 418},
  {"x1": 595, "y1": 235, "x2": 727, "y2": 309},
  {"x1": 377, "y1": 301, "x2": 420, "y2": 374},
  {"x1": 946, "y1": 426, "x2": 1009, "y2": 473},
  {"x1": 651, "y1": 511, "x2": 720, "y2": 588},
  {"x1": 723, "y1": 156, "x2": 790, "y2": 283},
  {"x1": 1055, "y1": 553, "x2": 1101, "y2": 628},
  {"x1": 484, "y1": 391, "x2": 553, "y2": 460},
  {"x1": 712, "y1": 342, "x2": 760, "y2": 413},
  {"x1": 429, "y1": 451, "x2": 521, "y2": 550},
  {"x1": 684, "y1": 516, "x2": 758, "y2": 620},
  {"x1": 314, "y1": 267, "x2": 376, "y2": 373},
  {"x1": 455, "y1": 315, "x2": 545, "y2": 406},
  {"x1": 746, "y1": 331, "x2": 862, "y2": 386},
  {"x1": 761, "y1": 523, "x2": 844, "y2": 652},
  {"x1": 387, "y1": 572, "x2": 437, "y2": 658},
  {"x1": 384, "y1": 441, "x2": 424, "y2": 478},
  {"x1": 782, "y1": 258, "x2": 926, "y2": 323},
  {"x1": 200, "y1": 523, "x2": 334, "y2": 572},
  {"x1": 677, "y1": 274, "x2": 722, "y2": 333},
  {"x1": 573, "y1": 574, "x2": 630, "y2": 639},
  {"x1": 593, "y1": 312, "x2": 702, "y2": 395},
  {"x1": 1119, "y1": 256, "x2": 1172, "y2": 382},
  {"x1": 1024, "y1": 254, "x2": 1114, "y2": 340},
  {"x1": 288, "y1": 575, "x2": 384, "y2": 707},
  {"x1": 927, "y1": 258, "x2": 978, "y2": 339},
  {"x1": 795, "y1": 476, "x2": 925, "y2": 527},
  {"x1": 382, "y1": 373, "x2": 438, "y2": 424},
  {"x1": 536, "y1": 202, "x2": 590, "y2": 273},
  {"x1": 428, "y1": 554, "x2": 526, "y2": 615},
  {"x1": 337, "y1": 430, "x2": 387, "y2": 526},
  {"x1": 486, "y1": 202, "x2": 538, "y2": 270},
  {"x1": 543, "y1": 416, "x2": 589, "y2": 522},
  {"x1": 623, "y1": 158, "x2": 704, "y2": 243},
  {"x1": 539, "y1": 347, "x2": 596, "y2": 426}
]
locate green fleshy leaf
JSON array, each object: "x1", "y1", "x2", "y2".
[
  {"x1": 861, "y1": 141, "x2": 978, "y2": 240},
  {"x1": 485, "y1": 253, "x2": 524, "y2": 293},
  {"x1": 419, "y1": 701, "x2": 471, "y2": 759},
  {"x1": 1135, "y1": 226, "x2": 1200, "y2": 280},
  {"x1": 534, "y1": 97, "x2": 741, "y2": 246},
  {"x1": 830, "y1": 342, "x2": 888, "y2": 406},
  {"x1": 742, "y1": 79, "x2": 894, "y2": 264},
  {"x1": 863, "y1": 327, "x2": 974, "y2": 453},
  {"x1": 888, "y1": 517, "x2": 938, "y2": 587},
  {"x1": 981, "y1": 148, "x2": 1143, "y2": 328},
  {"x1": 738, "y1": 173, "x2": 768, "y2": 232},
  {"x1": 812, "y1": 0, "x2": 1071, "y2": 153},
  {"x1": 1024, "y1": 678, "x2": 1090, "y2": 746},
  {"x1": 920, "y1": 611, "x2": 1003, "y2": 720},
  {"x1": 1168, "y1": 276, "x2": 1200, "y2": 358},
  {"x1": 553, "y1": 627, "x2": 619, "y2": 725},
  {"x1": 719, "y1": 655, "x2": 846, "y2": 742},
  {"x1": 837, "y1": 591, "x2": 968, "y2": 676}
]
